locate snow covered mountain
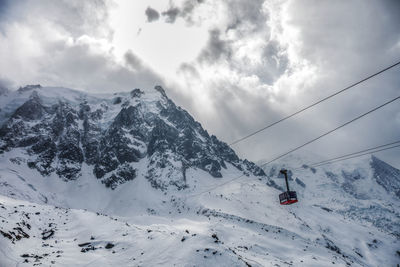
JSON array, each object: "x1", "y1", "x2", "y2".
[
  {"x1": 0, "y1": 85, "x2": 263, "y2": 189},
  {"x1": 0, "y1": 85, "x2": 399, "y2": 266}
]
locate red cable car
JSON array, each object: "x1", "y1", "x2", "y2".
[{"x1": 279, "y1": 169, "x2": 298, "y2": 205}]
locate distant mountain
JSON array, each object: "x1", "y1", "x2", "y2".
[{"x1": 370, "y1": 155, "x2": 400, "y2": 198}]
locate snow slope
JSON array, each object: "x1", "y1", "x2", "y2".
[
  {"x1": 1, "y1": 175, "x2": 398, "y2": 266},
  {"x1": 1, "y1": 151, "x2": 399, "y2": 266}
]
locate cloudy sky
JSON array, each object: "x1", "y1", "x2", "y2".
[{"x1": 0, "y1": 0, "x2": 399, "y2": 167}]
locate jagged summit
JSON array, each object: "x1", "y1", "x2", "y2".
[{"x1": 0, "y1": 85, "x2": 264, "y2": 190}]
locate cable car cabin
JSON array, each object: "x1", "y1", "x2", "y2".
[
  {"x1": 279, "y1": 169, "x2": 298, "y2": 205},
  {"x1": 279, "y1": 191, "x2": 298, "y2": 205}
]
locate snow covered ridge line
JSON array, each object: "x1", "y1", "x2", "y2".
[{"x1": 0, "y1": 84, "x2": 265, "y2": 190}]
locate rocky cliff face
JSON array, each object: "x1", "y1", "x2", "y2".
[{"x1": 0, "y1": 85, "x2": 264, "y2": 190}]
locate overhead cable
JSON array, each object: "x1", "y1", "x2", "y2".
[
  {"x1": 186, "y1": 141, "x2": 400, "y2": 198},
  {"x1": 186, "y1": 94, "x2": 400, "y2": 198},
  {"x1": 310, "y1": 144, "x2": 400, "y2": 168},
  {"x1": 301, "y1": 140, "x2": 400, "y2": 168},
  {"x1": 260, "y1": 95, "x2": 400, "y2": 167},
  {"x1": 229, "y1": 60, "x2": 400, "y2": 146},
  {"x1": 293, "y1": 141, "x2": 400, "y2": 171}
]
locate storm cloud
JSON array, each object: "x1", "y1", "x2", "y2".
[
  {"x1": 160, "y1": 0, "x2": 205, "y2": 24},
  {"x1": 171, "y1": 0, "x2": 400, "y2": 167},
  {"x1": 162, "y1": 7, "x2": 180, "y2": 24},
  {"x1": 145, "y1": 7, "x2": 160, "y2": 23}
]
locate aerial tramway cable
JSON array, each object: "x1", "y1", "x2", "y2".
[
  {"x1": 260, "y1": 95, "x2": 400, "y2": 167},
  {"x1": 229, "y1": 60, "x2": 400, "y2": 146},
  {"x1": 186, "y1": 141, "x2": 400, "y2": 199},
  {"x1": 186, "y1": 96, "x2": 400, "y2": 198},
  {"x1": 186, "y1": 62, "x2": 400, "y2": 199},
  {"x1": 304, "y1": 144, "x2": 400, "y2": 169},
  {"x1": 295, "y1": 140, "x2": 400, "y2": 169}
]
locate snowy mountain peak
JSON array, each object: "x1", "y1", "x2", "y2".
[
  {"x1": 154, "y1": 85, "x2": 167, "y2": 98},
  {"x1": 0, "y1": 85, "x2": 263, "y2": 190}
]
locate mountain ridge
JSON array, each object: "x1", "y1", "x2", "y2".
[{"x1": 0, "y1": 85, "x2": 264, "y2": 190}]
